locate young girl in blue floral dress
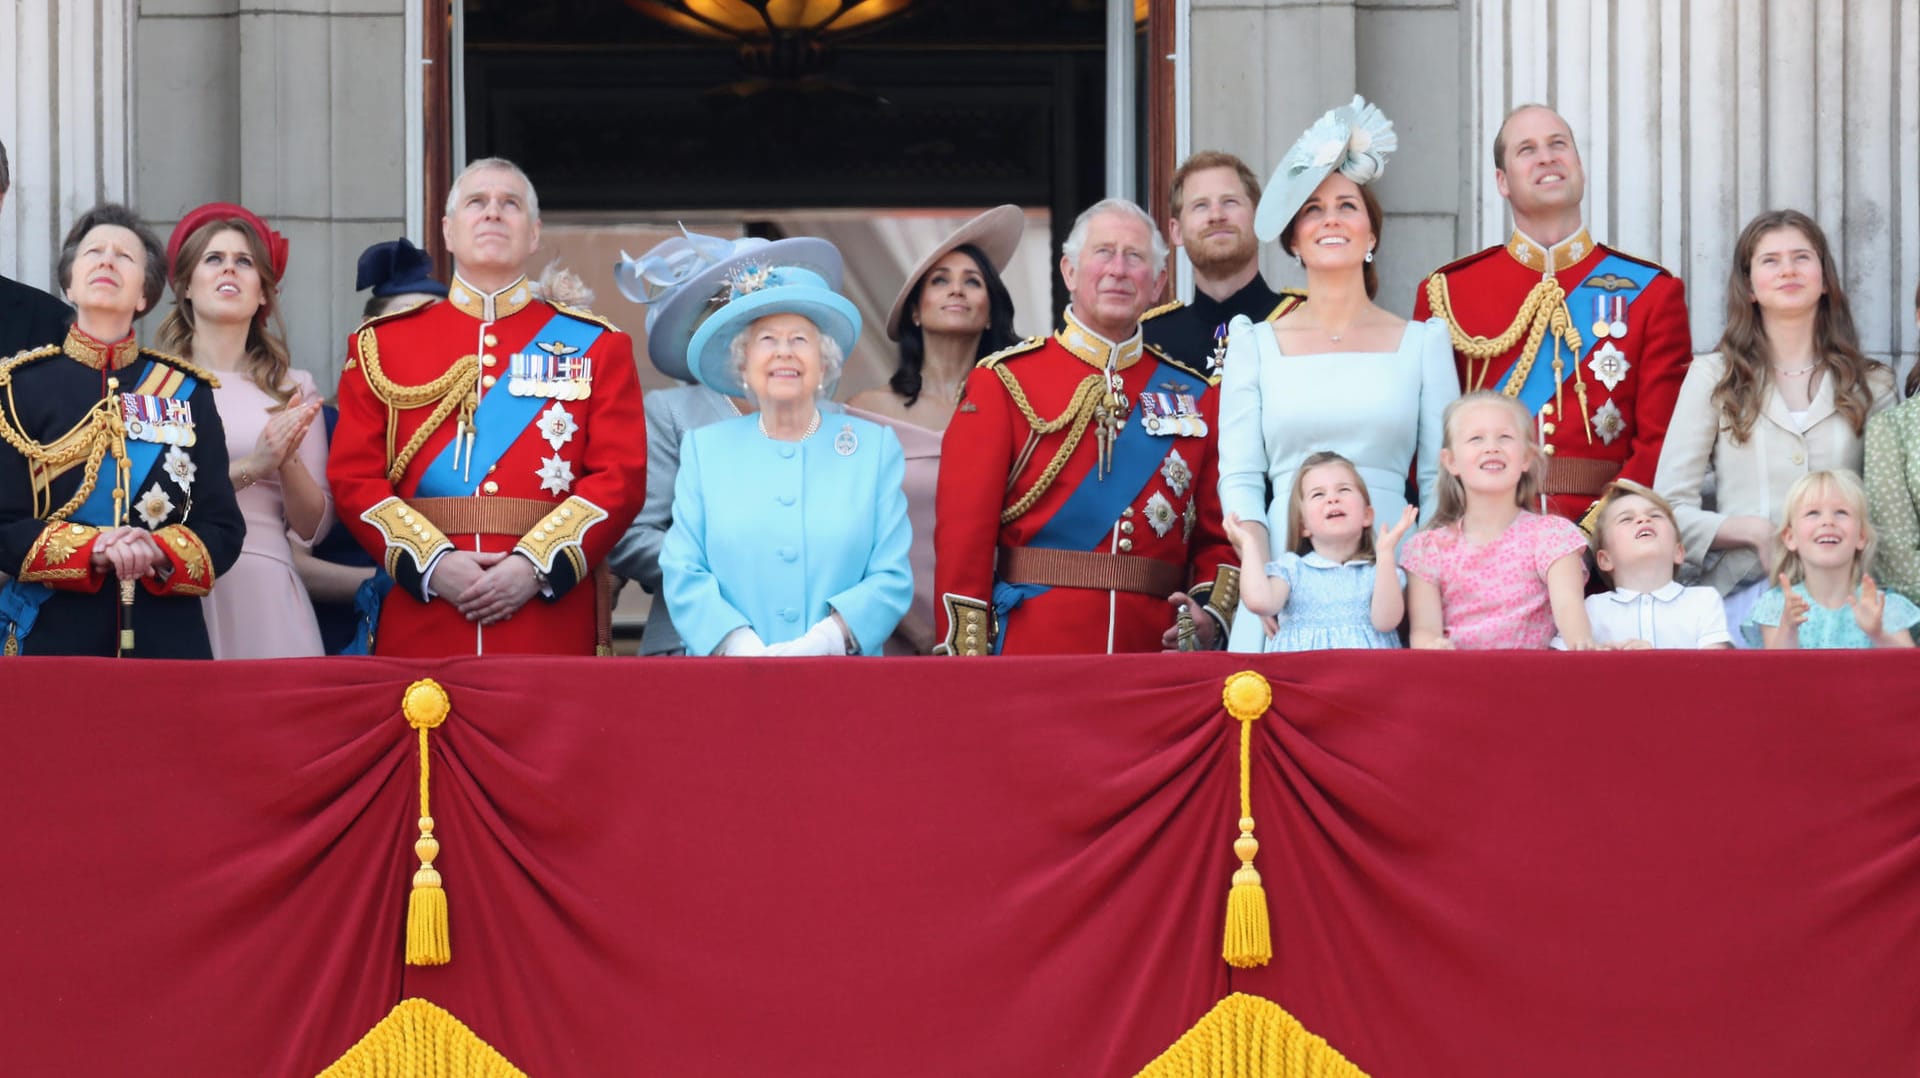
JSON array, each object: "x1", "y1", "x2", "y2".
[
  {"x1": 1745, "y1": 469, "x2": 1919, "y2": 648},
  {"x1": 1224, "y1": 451, "x2": 1413, "y2": 651}
]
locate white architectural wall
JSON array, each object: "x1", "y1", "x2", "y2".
[
  {"x1": 0, "y1": 0, "x2": 134, "y2": 294},
  {"x1": 1187, "y1": 0, "x2": 1920, "y2": 370},
  {"x1": 135, "y1": 0, "x2": 411, "y2": 389}
]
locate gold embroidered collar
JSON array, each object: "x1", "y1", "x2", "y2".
[
  {"x1": 447, "y1": 275, "x2": 533, "y2": 322},
  {"x1": 1055, "y1": 307, "x2": 1143, "y2": 371},
  {"x1": 1506, "y1": 227, "x2": 1594, "y2": 274},
  {"x1": 63, "y1": 326, "x2": 141, "y2": 371}
]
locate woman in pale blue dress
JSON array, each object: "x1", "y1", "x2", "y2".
[{"x1": 1217, "y1": 96, "x2": 1458, "y2": 652}]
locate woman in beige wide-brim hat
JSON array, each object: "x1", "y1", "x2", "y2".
[{"x1": 846, "y1": 204, "x2": 1025, "y2": 653}]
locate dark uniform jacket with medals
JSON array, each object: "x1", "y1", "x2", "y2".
[
  {"x1": 1141, "y1": 277, "x2": 1304, "y2": 378},
  {"x1": 0, "y1": 327, "x2": 243, "y2": 657}
]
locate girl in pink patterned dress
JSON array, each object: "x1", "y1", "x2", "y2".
[{"x1": 1403, "y1": 392, "x2": 1595, "y2": 649}]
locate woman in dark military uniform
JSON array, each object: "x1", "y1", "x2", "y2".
[{"x1": 0, "y1": 204, "x2": 243, "y2": 657}]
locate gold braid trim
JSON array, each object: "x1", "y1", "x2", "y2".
[
  {"x1": 1425, "y1": 273, "x2": 1583, "y2": 396},
  {"x1": 353, "y1": 326, "x2": 480, "y2": 483},
  {"x1": 0, "y1": 347, "x2": 125, "y2": 522},
  {"x1": 993, "y1": 367, "x2": 1108, "y2": 523}
]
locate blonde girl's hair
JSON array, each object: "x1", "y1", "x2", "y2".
[
  {"x1": 1772, "y1": 469, "x2": 1876, "y2": 588},
  {"x1": 1426, "y1": 391, "x2": 1547, "y2": 530},
  {"x1": 1284, "y1": 451, "x2": 1379, "y2": 562},
  {"x1": 155, "y1": 217, "x2": 296, "y2": 408}
]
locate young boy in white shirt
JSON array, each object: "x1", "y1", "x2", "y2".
[{"x1": 1562, "y1": 481, "x2": 1733, "y2": 650}]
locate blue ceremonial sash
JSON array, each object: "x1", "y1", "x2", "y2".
[
  {"x1": 416, "y1": 311, "x2": 604, "y2": 497},
  {"x1": 3, "y1": 358, "x2": 196, "y2": 651},
  {"x1": 993, "y1": 356, "x2": 1202, "y2": 652},
  {"x1": 1494, "y1": 254, "x2": 1662, "y2": 414}
]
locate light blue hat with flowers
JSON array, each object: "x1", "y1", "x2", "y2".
[
  {"x1": 1253, "y1": 95, "x2": 1398, "y2": 244},
  {"x1": 615, "y1": 229, "x2": 843, "y2": 383},
  {"x1": 684, "y1": 259, "x2": 862, "y2": 398}
]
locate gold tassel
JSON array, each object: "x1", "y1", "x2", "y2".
[
  {"x1": 1221, "y1": 671, "x2": 1273, "y2": 969},
  {"x1": 319, "y1": 997, "x2": 530, "y2": 1077},
  {"x1": 1132, "y1": 992, "x2": 1372, "y2": 1077},
  {"x1": 403, "y1": 678, "x2": 452, "y2": 966}
]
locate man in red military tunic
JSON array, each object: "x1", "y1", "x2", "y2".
[
  {"x1": 933, "y1": 198, "x2": 1237, "y2": 655},
  {"x1": 1412, "y1": 105, "x2": 1692, "y2": 525},
  {"x1": 329, "y1": 158, "x2": 646, "y2": 656}
]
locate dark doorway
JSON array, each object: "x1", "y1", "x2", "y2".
[{"x1": 460, "y1": 0, "x2": 1143, "y2": 263}]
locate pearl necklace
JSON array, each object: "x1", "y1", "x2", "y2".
[
  {"x1": 759, "y1": 410, "x2": 822, "y2": 441},
  {"x1": 1773, "y1": 362, "x2": 1817, "y2": 378}
]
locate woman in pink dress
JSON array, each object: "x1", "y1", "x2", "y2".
[
  {"x1": 157, "y1": 203, "x2": 330, "y2": 658},
  {"x1": 846, "y1": 206, "x2": 1025, "y2": 653}
]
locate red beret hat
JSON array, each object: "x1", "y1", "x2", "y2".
[{"x1": 166, "y1": 202, "x2": 290, "y2": 280}]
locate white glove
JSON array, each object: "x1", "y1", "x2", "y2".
[
  {"x1": 765, "y1": 616, "x2": 850, "y2": 657},
  {"x1": 718, "y1": 627, "x2": 768, "y2": 656}
]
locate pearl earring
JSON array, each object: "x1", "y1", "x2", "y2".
[{"x1": 1364, "y1": 250, "x2": 1375, "y2": 264}]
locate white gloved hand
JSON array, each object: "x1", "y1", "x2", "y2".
[
  {"x1": 718, "y1": 627, "x2": 768, "y2": 656},
  {"x1": 766, "y1": 616, "x2": 850, "y2": 657}
]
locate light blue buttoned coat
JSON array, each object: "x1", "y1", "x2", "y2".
[{"x1": 662, "y1": 413, "x2": 912, "y2": 655}]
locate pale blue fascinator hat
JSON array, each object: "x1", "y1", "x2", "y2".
[
  {"x1": 1253, "y1": 95, "x2": 1399, "y2": 244},
  {"x1": 684, "y1": 259, "x2": 862, "y2": 398},
  {"x1": 615, "y1": 230, "x2": 842, "y2": 382}
]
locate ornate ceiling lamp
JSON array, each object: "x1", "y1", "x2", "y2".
[{"x1": 626, "y1": 0, "x2": 916, "y2": 78}]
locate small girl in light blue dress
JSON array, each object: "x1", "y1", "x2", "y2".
[{"x1": 1224, "y1": 450, "x2": 1414, "y2": 651}]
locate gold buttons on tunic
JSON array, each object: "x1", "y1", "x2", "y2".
[
  {"x1": 482, "y1": 481, "x2": 499, "y2": 495},
  {"x1": 482, "y1": 354, "x2": 498, "y2": 368},
  {"x1": 1120, "y1": 521, "x2": 1134, "y2": 535},
  {"x1": 482, "y1": 374, "x2": 497, "y2": 389},
  {"x1": 484, "y1": 334, "x2": 498, "y2": 347},
  {"x1": 1119, "y1": 539, "x2": 1133, "y2": 552}
]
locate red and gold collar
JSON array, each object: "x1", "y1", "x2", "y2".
[
  {"x1": 62, "y1": 325, "x2": 141, "y2": 371},
  {"x1": 1505, "y1": 227, "x2": 1595, "y2": 274},
  {"x1": 1055, "y1": 307, "x2": 1144, "y2": 372},
  {"x1": 447, "y1": 275, "x2": 534, "y2": 322}
]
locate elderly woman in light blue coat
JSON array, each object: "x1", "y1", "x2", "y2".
[{"x1": 661, "y1": 258, "x2": 912, "y2": 656}]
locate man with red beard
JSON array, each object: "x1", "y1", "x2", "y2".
[
  {"x1": 1413, "y1": 105, "x2": 1691, "y2": 526},
  {"x1": 1142, "y1": 151, "x2": 1302, "y2": 377}
]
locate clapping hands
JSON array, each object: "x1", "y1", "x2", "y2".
[{"x1": 245, "y1": 386, "x2": 322, "y2": 479}]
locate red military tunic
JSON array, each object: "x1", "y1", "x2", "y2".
[
  {"x1": 933, "y1": 309, "x2": 1237, "y2": 655},
  {"x1": 1413, "y1": 227, "x2": 1692, "y2": 523},
  {"x1": 329, "y1": 275, "x2": 646, "y2": 656}
]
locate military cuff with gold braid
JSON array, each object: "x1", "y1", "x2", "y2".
[
  {"x1": 1192, "y1": 564, "x2": 1240, "y2": 647},
  {"x1": 362, "y1": 496, "x2": 455, "y2": 602},
  {"x1": 19, "y1": 521, "x2": 106, "y2": 591},
  {"x1": 933, "y1": 593, "x2": 995, "y2": 656},
  {"x1": 513, "y1": 495, "x2": 608, "y2": 600},
  {"x1": 143, "y1": 524, "x2": 215, "y2": 597}
]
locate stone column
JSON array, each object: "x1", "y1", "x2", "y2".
[
  {"x1": 0, "y1": 0, "x2": 134, "y2": 294},
  {"x1": 134, "y1": 0, "x2": 410, "y2": 388}
]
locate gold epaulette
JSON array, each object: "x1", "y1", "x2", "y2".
[
  {"x1": 351, "y1": 298, "x2": 434, "y2": 337},
  {"x1": 1140, "y1": 299, "x2": 1183, "y2": 321},
  {"x1": 0, "y1": 344, "x2": 62, "y2": 381},
  {"x1": 141, "y1": 348, "x2": 222, "y2": 389},
  {"x1": 1146, "y1": 343, "x2": 1213, "y2": 387},
  {"x1": 1266, "y1": 289, "x2": 1307, "y2": 322},
  {"x1": 551, "y1": 301, "x2": 622, "y2": 334},
  {"x1": 976, "y1": 336, "x2": 1046, "y2": 369}
]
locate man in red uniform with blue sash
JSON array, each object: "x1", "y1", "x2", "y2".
[
  {"x1": 328, "y1": 158, "x2": 646, "y2": 656},
  {"x1": 1413, "y1": 105, "x2": 1693, "y2": 526},
  {"x1": 933, "y1": 199, "x2": 1237, "y2": 655}
]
